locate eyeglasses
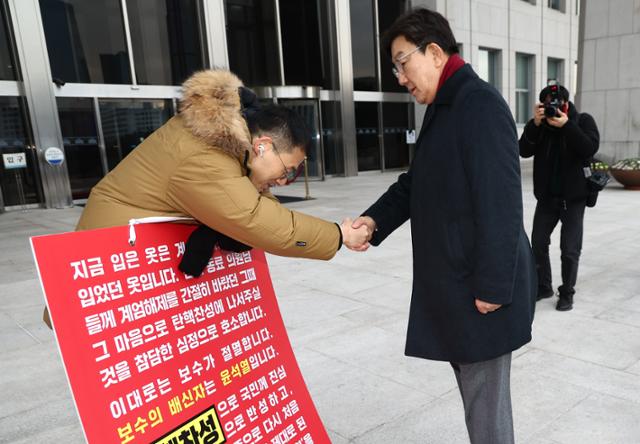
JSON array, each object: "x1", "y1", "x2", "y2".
[
  {"x1": 271, "y1": 141, "x2": 305, "y2": 185},
  {"x1": 391, "y1": 44, "x2": 425, "y2": 78}
]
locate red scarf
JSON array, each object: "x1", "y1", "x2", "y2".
[{"x1": 436, "y1": 54, "x2": 465, "y2": 91}]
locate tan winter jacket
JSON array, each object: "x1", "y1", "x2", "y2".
[{"x1": 76, "y1": 69, "x2": 341, "y2": 260}]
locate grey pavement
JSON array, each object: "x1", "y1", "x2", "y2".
[{"x1": 1, "y1": 161, "x2": 640, "y2": 443}]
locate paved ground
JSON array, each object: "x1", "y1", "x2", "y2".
[{"x1": 1, "y1": 162, "x2": 639, "y2": 443}]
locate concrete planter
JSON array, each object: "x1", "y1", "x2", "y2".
[{"x1": 610, "y1": 169, "x2": 640, "y2": 190}]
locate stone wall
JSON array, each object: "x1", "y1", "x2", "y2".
[{"x1": 576, "y1": 0, "x2": 640, "y2": 163}]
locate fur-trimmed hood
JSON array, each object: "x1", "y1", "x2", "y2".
[{"x1": 179, "y1": 70, "x2": 251, "y2": 158}]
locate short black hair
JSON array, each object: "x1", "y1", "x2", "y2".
[
  {"x1": 245, "y1": 104, "x2": 310, "y2": 154},
  {"x1": 539, "y1": 84, "x2": 570, "y2": 102},
  {"x1": 382, "y1": 7, "x2": 459, "y2": 57}
]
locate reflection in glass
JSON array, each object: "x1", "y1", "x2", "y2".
[
  {"x1": 99, "y1": 99, "x2": 172, "y2": 170},
  {"x1": 320, "y1": 101, "x2": 342, "y2": 175},
  {"x1": 57, "y1": 98, "x2": 103, "y2": 199},
  {"x1": 355, "y1": 102, "x2": 380, "y2": 171},
  {"x1": 378, "y1": 0, "x2": 408, "y2": 92},
  {"x1": 39, "y1": 0, "x2": 130, "y2": 84},
  {"x1": 225, "y1": 0, "x2": 280, "y2": 87},
  {"x1": 0, "y1": 97, "x2": 42, "y2": 206},
  {"x1": 127, "y1": 0, "x2": 206, "y2": 85},
  {"x1": 0, "y1": 1, "x2": 18, "y2": 80},
  {"x1": 350, "y1": 0, "x2": 377, "y2": 91},
  {"x1": 383, "y1": 103, "x2": 411, "y2": 169}
]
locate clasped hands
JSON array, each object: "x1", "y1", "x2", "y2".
[{"x1": 339, "y1": 216, "x2": 376, "y2": 252}]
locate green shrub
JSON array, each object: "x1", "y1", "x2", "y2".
[
  {"x1": 591, "y1": 161, "x2": 609, "y2": 171},
  {"x1": 611, "y1": 158, "x2": 640, "y2": 171}
]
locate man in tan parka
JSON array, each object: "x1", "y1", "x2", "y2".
[{"x1": 43, "y1": 69, "x2": 369, "y2": 328}]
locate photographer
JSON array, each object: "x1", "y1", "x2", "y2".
[{"x1": 519, "y1": 84, "x2": 600, "y2": 311}]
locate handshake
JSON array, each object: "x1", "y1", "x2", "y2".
[{"x1": 339, "y1": 216, "x2": 376, "y2": 252}]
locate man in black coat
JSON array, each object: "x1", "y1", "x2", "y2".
[
  {"x1": 519, "y1": 85, "x2": 600, "y2": 311},
  {"x1": 349, "y1": 8, "x2": 536, "y2": 444}
]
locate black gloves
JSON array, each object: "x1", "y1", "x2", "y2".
[{"x1": 178, "y1": 225, "x2": 252, "y2": 277}]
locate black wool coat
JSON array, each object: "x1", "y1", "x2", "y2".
[
  {"x1": 364, "y1": 64, "x2": 537, "y2": 364},
  {"x1": 519, "y1": 103, "x2": 600, "y2": 202}
]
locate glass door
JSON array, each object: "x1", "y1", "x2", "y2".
[
  {"x1": 0, "y1": 0, "x2": 44, "y2": 209},
  {"x1": 278, "y1": 99, "x2": 324, "y2": 180},
  {"x1": 0, "y1": 96, "x2": 43, "y2": 207},
  {"x1": 57, "y1": 98, "x2": 104, "y2": 200},
  {"x1": 354, "y1": 101, "x2": 380, "y2": 171},
  {"x1": 99, "y1": 99, "x2": 173, "y2": 170}
]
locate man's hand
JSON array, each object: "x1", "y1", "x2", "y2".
[
  {"x1": 352, "y1": 216, "x2": 376, "y2": 234},
  {"x1": 340, "y1": 217, "x2": 372, "y2": 251},
  {"x1": 349, "y1": 216, "x2": 376, "y2": 251},
  {"x1": 475, "y1": 298, "x2": 502, "y2": 314},
  {"x1": 546, "y1": 108, "x2": 568, "y2": 128},
  {"x1": 533, "y1": 102, "x2": 545, "y2": 127}
]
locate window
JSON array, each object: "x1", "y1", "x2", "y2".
[
  {"x1": 57, "y1": 98, "x2": 103, "y2": 199},
  {"x1": 350, "y1": 0, "x2": 377, "y2": 91},
  {"x1": 278, "y1": 99, "x2": 323, "y2": 178},
  {"x1": 355, "y1": 102, "x2": 380, "y2": 170},
  {"x1": 379, "y1": 0, "x2": 409, "y2": 92},
  {"x1": 279, "y1": 0, "x2": 326, "y2": 87},
  {"x1": 321, "y1": 101, "x2": 343, "y2": 175},
  {"x1": 478, "y1": 48, "x2": 501, "y2": 91},
  {"x1": 383, "y1": 102, "x2": 411, "y2": 169},
  {"x1": 547, "y1": 57, "x2": 564, "y2": 84},
  {"x1": 224, "y1": 0, "x2": 280, "y2": 86},
  {"x1": 515, "y1": 53, "x2": 533, "y2": 124},
  {"x1": 0, "y1": 0, "x2": 18, "y2": 80},
  {"x1": 126, "y1": 0, "x2": 207, "y2": 85},
  {"x1": 548, "y1": 0, "x2": 565, "y2": 12},
  {"x1": 99, "y1": 99, "x2": 172, "y2": 170},
  {"x1": 39, "y1": 0, "x2": 131, "y2": 84},
  {"x1": 0, "y1": 97, "x2": 42, "y2": 205}
]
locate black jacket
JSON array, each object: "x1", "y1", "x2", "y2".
[
  {"x1": 519, "y1": 103, "x2": 600, "y2": 202},
  {"x1": 363, "y1": 64, "x2": 536, "y2": 364}
]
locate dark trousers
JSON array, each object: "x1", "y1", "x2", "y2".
[
  {"x1": 451, "y1": 353, "x2": 514, "y2": 444},
  {"x1": 531, "y1": 199, "x2": 586, "y2": 298}
]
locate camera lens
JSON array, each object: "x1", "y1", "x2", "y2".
[{"x1": 544, "y1": 104, "x2": 558, "y2": 118}]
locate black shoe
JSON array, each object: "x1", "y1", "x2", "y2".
[
  {"x1": 556, "y1": 296, "x2": 573, "y2": 311},
  {"x1": 536, "y1": 289, "x2": 554, "y2": 301}
]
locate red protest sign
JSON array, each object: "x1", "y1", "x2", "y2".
[{"x1": 31, "y1": 222, "x2": 330, "y2": 444}]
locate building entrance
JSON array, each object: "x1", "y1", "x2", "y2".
[{"x1": 0, "y1": 96, "x2": 43, "y2": 210}]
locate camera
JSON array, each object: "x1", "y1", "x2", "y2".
[{"x1": 543, "y1": 83, "x2": 561, "y2": 118}]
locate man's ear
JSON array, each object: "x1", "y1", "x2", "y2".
[
  {"x1": 250, "y1": 139, "x2": 261, "y2": 156},
  {"x1": 254, "y1": 136, "x2": 273, "y2": 151},
  {"x1": 428, "y1": 43, "x2": 447, "y2": 69},
  {"x1": 251, "y1": 136, "x2": 268, "y2": 155}
]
